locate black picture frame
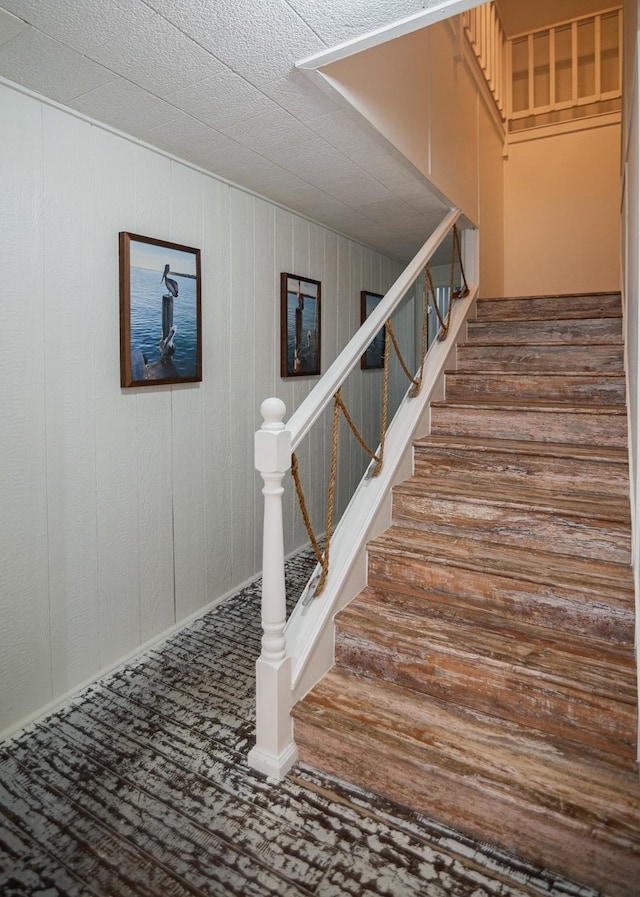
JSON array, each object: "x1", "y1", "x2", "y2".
[
  {"x1": 280, "y1": 272, "x2": 321, "y2": 378},
  {"x1": 361, "y1": 290, "x2": 386, "y2": 370},
  {"x1": 119, "y1": 232, "x2": 202, "y2": 387}
]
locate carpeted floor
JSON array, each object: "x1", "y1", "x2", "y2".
[{"x1": 0, "y1": 547, "x2": 601, "y2": 896}]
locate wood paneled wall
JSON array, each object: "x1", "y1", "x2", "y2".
[{"x1": 0, "y1": 83, "x2": 404, "y2": 737}]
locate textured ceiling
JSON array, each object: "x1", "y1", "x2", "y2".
[{"x1": 0, "y1": 0, "x2": 459, "y2": 260}]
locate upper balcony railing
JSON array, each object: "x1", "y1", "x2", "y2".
[
  {"x1": 460, "y1": 3, "x2": 622, "y2": 132},
  {"x1": 507, "y1": 6, "x2": 622, "y2": 126},
  {"x1": 462, "y1": 2, "x2": 507, "y2": 121}
]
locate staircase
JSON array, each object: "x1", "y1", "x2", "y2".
[{"x1": 292, "y1": 292, "x2": 640, "y2": 897}]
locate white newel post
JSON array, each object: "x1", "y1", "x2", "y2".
[{"x1": 247, "y1": 397, "x2": 298, "y2": 780}]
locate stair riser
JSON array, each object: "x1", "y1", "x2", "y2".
[
  {"x1": 294, "y1": 714, "x2": 640, "y2": 897},
  {"x1": 392, "y1": 491, "x2": 631, "y2": 564},
  {"x1": 475, "y1": 294, "x2": 622, "y2": 322},
  {"x1": 444, "y1": 373, "x2": 626, "y2": 404},
  {"x1": 334, "y1": 626, "x2": 636, "y2": 759},
  {"x1": 456, "y1": 344, "x2": 624, "y2": 372},
  {"x1": 430, "y1": 406, "x2": 627, "y2": 448},
  {"x1": 467, "y1": 318, "x2": 622, "y2": 345},
  {"x1": 413, "y1": 446, "x2": 629, "y2": 496},
  {"x1": 367, "y1": 550, "x2": 635, "y2": 645}
]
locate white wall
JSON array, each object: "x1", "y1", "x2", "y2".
[
  {"x1": 504, "y1": 119, "x2": 621, "y2": 297},
  {"x1": 0, "y1": 82, "x2": 404, "y2": 737}
]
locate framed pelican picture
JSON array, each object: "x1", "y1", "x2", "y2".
[
  {"x1": 361, "y1": 290, "x2": 386, "y2": 370},
  {"x1": 280, "y1": 272, "x2": 321, "y2": 378},
  {"x1": 119, "y1": 232, "x2": 202, "y2": 387}
]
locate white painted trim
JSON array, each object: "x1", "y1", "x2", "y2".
[
  {"x1": 508, "y1": 110, "x2": 622, "y2": 145},
  {"x1": 287, "y1": 281, "x2": 479, "y2": 698},
  {"x1": 247, "y1": 742, "x2": 298, "y2": 780},
  {"x1": 296, "y1": 0, "x2": 485, "y2": 71},
  {"x1": 460, "y1": 19, "x2": 507, "y2": 140}
]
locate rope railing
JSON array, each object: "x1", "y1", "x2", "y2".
[{"x1": 291, "y1": 224, "x2": 469, "y2": 597}]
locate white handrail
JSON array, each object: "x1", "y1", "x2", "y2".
[{"x1": 288, "y1": 208, "x2": 463, "y2": 451}]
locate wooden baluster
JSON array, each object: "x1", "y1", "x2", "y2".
[{"x1": 248, "y1": 398, "x2": 298, "y2": 780}]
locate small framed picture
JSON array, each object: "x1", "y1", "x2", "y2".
[
  {"x1": 280, "y1": 273, "x2": 321, "y2": 377},
  {"x1": 361, "y1": 290, "x2": 385, "y2": 370},
  {"x1": 119, "y1": 232, "x2": 202, "y2": 387}
]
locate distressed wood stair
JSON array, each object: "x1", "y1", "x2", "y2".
[{"x1": 293, "y1": 292, "x2": 640, "y2": 897}]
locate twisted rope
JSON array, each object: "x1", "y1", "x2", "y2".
[
  {"x1": 335, "y1": 389, "x2": 380, "y2": 464},
  {"x1": 291, "y1": 452, "x2": 324, "y2": 571},
  {"x1": 290, "y1": 223, "x2": 470, "y2": 598},
  {"x1": 451, "y1": 224, "x2": 470, "y2": 299}
]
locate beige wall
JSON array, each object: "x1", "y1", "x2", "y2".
[
  {"x1": 427, "y1": 22, "x2": 481, "y2": 223},
  {"x1": 504, "y1": 120, "x2": 621, "y2": 296},
  {"x1": 321, "y1": 17, "x2": 505, "y2": 296},
  {"x1": 478, "y1": 85, "x2": 506, "y2": 297},
  {"x1": 497, "y1": 0, "x2": 611, "y2": 37},
  {"x1": 321, "y1": 29, "x2": 430, "y2": 176}
]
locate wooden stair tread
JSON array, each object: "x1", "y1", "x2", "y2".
[
  {"x1": 430, "y1": 402, "x2": 627, "y2": 449},
  {"x1": 466, "y1": 319, "x2": 622, "y2": 345},
  {"x1": 368, "y1": 525, "x2": 634, "y2": 600},
  {"x1": 294, "y1": 668, "x2": 640, "y2": 829},
  {"x1": 454, "y1": 342, "x2": 624, "y2": 373},
  {"x1": 444, "y1": 370, "x2": 626, "y2": 394},
  {"x1": 444, "y1": 371, "x2": 626, "y2": 404},
  {"x1": 394, "y1": 475, "x2": 631, "y2": 522},
  {"x1": 337, "y1": 591, "x2": 637, "y2": 705},
  {"x1": 457, "y1": 339, "x2": 623, "y2": 349},
  {"x1": 447, "y1": 369, "x2": 626, "y2": 379},
  {"x1": 359, "y1": 575, "x2": 634, "y2": 649},
  {"x1": 475, "y1": 292, "x2": 622, "y2": 322},
  {"x1": 413, "y1": 434, "x2": 629, "y2": 465},
  {"x1": 431, "y1": 398, "x2": 626, "y2": 413}
]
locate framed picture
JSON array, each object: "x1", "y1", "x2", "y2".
[
  {"x1": 119, "y1": 232, "x2": 202, "y2": 387},
  {"x1": 361, "y1": 290, "x2": 386, "y2": 370},
  {"x1": 281, "y1": 273, "x2": 321, "y2": 377}
]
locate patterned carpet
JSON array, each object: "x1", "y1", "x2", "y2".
[{"x1": 0, "y1": 547, "x2": 601, "y2": 897}]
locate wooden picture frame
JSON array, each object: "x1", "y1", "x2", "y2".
[
  {"x1": 119, "y1": 232, "x2": 202, "y2": 387},
  {"x1": 280, "y1": 272, "x2": 321, "y2": 378},
  {"x1": 361, "y1": 290, "x2": 386, "y2": 370}
]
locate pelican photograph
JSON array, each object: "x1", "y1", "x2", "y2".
[
  {"x1": 280, "y1": 272, "x2": 321, "y2": 378},
  {"x1": 119, "y1": 232, "x2": 202, "y2": 387},
  {"x1": 360, "y1": 290, "x2": 386, "y2": 370}
]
